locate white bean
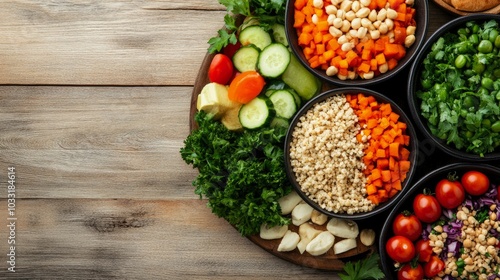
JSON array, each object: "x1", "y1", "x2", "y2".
[
  {"x1": 337, "y1": 9, "x2": 346, "y2": 20},
  {"x1": 326, "y1": 66, "x2": 339, "y2": 76},
  {"x1": 386, "y1": 8, "x2": 398, "y2": 19},
  {"x1": 379, "y1": 22, "x2": 388, "y2": 34},
  {"x1": 405, "y1": 34, "x2": 416, "y2": 48},
  {"x1": 347, "y1": 71, "x2": 357, "y2": 80},
  {"x1": 329, "y1": 26, "x2": 343, "y2": 37},
  {"x1": 357, "y1": 27, "x2": 368, "y2": 39},
  {"x1": 356, "y1": 7, "x2": 371, "y2": 18},
  {"x1": 368, "y1": 9, "x2": 378, "y2": 22},
  {"x1": 340, "y1": 0, "x2": 353, "y2": 11},
  {"x1": 313, "y1": 0, "x2": 324, "y2": 9},
  {"x1": 379, "y1": 63, "x2": 388, "y2": 73},
  {"x1": 377, "y1": 9, "x2": 387, "y2": 21},
  {"x1": 326, "y1": 5, "x2": 338, "y2": 15},
  {"x1": 361, "y1": 18, "x2": 372, "y2": 28},
  {"x1": 369, "y1": 29, "x2": 380, "y2": 39},
  {"x1": 341, "y1": 20, "x2": 351, "y2": 33},
  {"x1": 328, "y1": 14, "x2": 336, "y2": 25},
  {"x1": 373, "y1": 20, "x2": 381, "y2": 29},
  {"x1": 406, "y1": 25, "x2": 416, "y2": 36},
  {"x1": 338, "y1": 35, "x2": 349, "y2": 44},
  {"x1": 349, "y1": 29, "x2": 358, "y2": 38},
  {"x1": 405, "y1": 0, "x2": 414, "y2": 5},
  {"x1": 333, "y1": 18, "x2": 344, "y2": 29},
  {"x1": 345, "y1": 10, "x2": 356, "y2": 21},
  {"x1": 385, "y1": 18, "x2": 394, "y2": 31},
  {"x1": 351, "y1": 18, "x2": 361, "y2": 29},
  {"x1": 341, "y1": 42, "x2": 354, "y2": 52},
  {"x1": 361, "y1": 71, "x2": 374, "y2": 79},
  {"x1": 351, "y1": 0, "x2": 361, "y2": 12},
  {"x1": 312, "y1": 14, "x2": 319, "y2": 24},
  {"x1": 360, "y1": 0, "x2": 371, "y2": 6}
]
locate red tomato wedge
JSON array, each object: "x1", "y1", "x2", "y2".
[{"x1": 208, "y1": 53, "x2": 234, "y2": 85}]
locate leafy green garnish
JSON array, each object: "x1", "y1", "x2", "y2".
[
  {"x1": 207, "y1": 0, "x2": 286, "y2": 53},
  {"x1": 417, "y1": 20, "x2": 500, "y2": 156},
  {"x1": 180, "y1": 111, "x2": 291, "y2": 236},
  {"x1": 338, "y1": 253, "x2": 385, "y2": 280}
]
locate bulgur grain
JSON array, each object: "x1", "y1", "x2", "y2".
[{"x1": 289, "y1": 95, "x2": 375, "y2": 214}]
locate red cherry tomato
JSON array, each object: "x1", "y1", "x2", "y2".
[
  {"x1": 398, "y1": 263, "x2": 424, "y2": 280},
  {"x1": 415, "y1": 239, "x2": 432, "y2": 263},
  {"x1": 461, "y1": 171, "x2": 490, "y2": 196},
  {"x1": 386, "y1": 235, "x2": 416, "y2": 263},
  {"x1": 413, "y1": 192, "x2": 442, "y2": 223},
  {"x1": 435, "y1": 178, "x2": 465, "y2": 209},
  {"x1": 424, "y1": 255, "x2": 445, "y2": 278},
  {"x1": 208, "y1": 54, "x2": 234, "y2": 85},
  {"x1": 392, "y1": 211, "x2": 423, "y2": 241},
  {"x1": 222, "y1": 42, "x2": 241, "y2": 58}
]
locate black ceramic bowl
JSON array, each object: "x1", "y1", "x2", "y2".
[
  {"x1": 408, "y1": 14, "x2": 500, "y2": 161},
  {"x1": 284, "y1": 87, "x2": 418, "y2": 220},
  {"x1": 285, "y1": 0, "x2": 428, "y2": 86},
  {"x1": 379, "y1": 163, "x2": 500, "y2": 279}
]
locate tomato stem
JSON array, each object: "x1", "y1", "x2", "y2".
[{"x1": 447, "y1": 171, "x2": 459, "y2": 182}]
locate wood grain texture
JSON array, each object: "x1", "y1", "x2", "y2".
[
  {"x1": 0, "y1": 0, "x2": 462, "y2": 279},
  {"x1": 0, "y1": 1, "x2": 225, "y2": 86}
]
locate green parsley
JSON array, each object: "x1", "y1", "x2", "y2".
[
  {"x1": 338, "y1": 253, "x2": 385, "y2": 280},
  {"x1": 180, "y1": 112, "x2": 291, "y2": 236},
  {"x1": 207, "y1": 0, "x2": 286, "y2": 53}
]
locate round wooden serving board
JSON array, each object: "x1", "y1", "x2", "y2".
[
  {"x1": 432, "y1": 0, "x2": 500, "y2": 16},
  {"x1": 189, "y1": 52, "x2": 376, "y2": 271}
]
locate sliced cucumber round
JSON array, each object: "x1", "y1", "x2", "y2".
[
  {"x1": 239, "y1": 25, "x2": 272, "y2": 51},
  {"x1": 238, "y1": 96, "x2": 275, "y2": 129},
  {"x1": 258, "y1": 43, "x2": 291, "y2": 78},
  {"x1": 232, "y1": 45, "x2": 260, "y2": 72},
  {"x1": 270, "y1": 117, "x2": 290, "y2": 128},
  {"x1": 269, "y1": 90, "x2": 297, "y2": 119}
]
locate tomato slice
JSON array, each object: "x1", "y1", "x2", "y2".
[{"x1": 415, "y1": 239, "x2": 432, "y2": 263}]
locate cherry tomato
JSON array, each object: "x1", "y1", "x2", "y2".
[
  {"x1": 386, "y1": 235, "x2": 416, "y2": 263},
  {"x1": 222, "y1": 42, "x2": 241, "y2": 58},
  {"x1": 208, "y1": 54, "x2": 234, "y2": 85},
  {"x1": 435, "y1": 178, "x2": 465, "y2": 209},
  {"x1": 424, "y1": 255, "x2": 445, "y2": 278},
  {"x1": 398, "y1": 263, "x2": 424, "y2": 280},
  {"x1": 461, "y1": 171, "x2": 490, "y2": 196},
  {"x1": 392, "y1": 211, "x2": 423, "y2": 241},
  {"x1": 415, "y1": 239, "x2": 432, "y2": 263},
  {"x1": 413, "y1": 192, "x2": 442, "y2": 223}
]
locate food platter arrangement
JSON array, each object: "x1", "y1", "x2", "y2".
[{"x1": 181, "y1": 0, "x2": 500, "y2": 278}]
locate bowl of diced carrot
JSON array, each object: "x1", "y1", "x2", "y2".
[
  {"x1": 285, "y1": 0, "x2": 428, "y2": 86},
  {"x1": 284, "y1": 87, "x2": 418, "y2": 220}
]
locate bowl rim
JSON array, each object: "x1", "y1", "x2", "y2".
[
  {"x1": 378, "y1": 162, "x2": 500, "y2": 279},
  {"x1": 284, "y1": 87, "x2": 419, "y2": 220},
  {"x1": 284, "y1": 0, "x2": 429, "y2": 87},
  {"x1": 407, "y1": 14, "x2": 500, "y2": 161}
]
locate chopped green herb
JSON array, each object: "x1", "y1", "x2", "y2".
[{"x1": 338, "y1": 253, "x2": 385, "y2": 280}]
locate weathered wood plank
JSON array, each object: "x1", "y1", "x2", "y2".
[
  {"x1": 0, "y1": 1, "x2": 224, "y2": 85},
  {"x1": 0, "y1": 199, "x2": 339, "y2": 279},
  {"x1": 0, "y1": 86, "x2": 199, "y2": 199}
]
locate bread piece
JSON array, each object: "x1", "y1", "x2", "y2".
[{"x1": 450, "y1": 0, "x2": 500, "y2": 11}]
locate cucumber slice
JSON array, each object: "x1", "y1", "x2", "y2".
[
  {"x1": 269, "y1": 90, "x2": 297, "y2": 119},
  {"x1": 258, "y1": 43, "x2": 291, "y2": 78},
  {"x1": 270, "y1": 117, "x2": 290, "y2": 128},
  {"x1": 289, "y1": 90, "x2": 302, "y2": 108},
  {"x1": 232, "y1": 45, "x2": 260, "y2": 72},
  {"x1": 271, "y1": 24, "x2": 288, "y2": 47},
  {"x1": 282, "y1": 53, "x2": 321, "y2": 101},
  {"x1": 239, "y1": 25, "x2": 272, "y2": 51},
  {"x1": 238, "y1": 96, "x2": 275, "y2": 129}
]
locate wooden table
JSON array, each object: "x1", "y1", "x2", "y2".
[{"x1": 0, "y1": 1, "x2": 458, "y2": 279}]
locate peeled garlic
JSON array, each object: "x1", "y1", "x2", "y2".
[
  {"x1": 297, "y1": 223, "x2": 323, "y2": 254},
  {"x1": 311, "y1": 210, "x2": 328, "y2": 226},
  {"x1": 277, "y1": 230, "x2": 300, "y2": 252},
  {"x1": 327, "y1": 218, "x2": 359, "y2": 239},
  {"x1": 306, "y1": 231, "x2": 335, "y2": 256},
  {"x1": 360, "y1": 229, "x2": 376, "y2": 246},
  {"x1": 291, "y1": 203, "x2": 314, "y2": 226},
  {"x1": 278, "y1": 190, "x2": 303, "y2": 215},
  {"x1": 259, "y1": 224, "x2": 288, "y2": 240},
  {"x1": 334, "y1": 238, "x2": 357, "y2": 254}
]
